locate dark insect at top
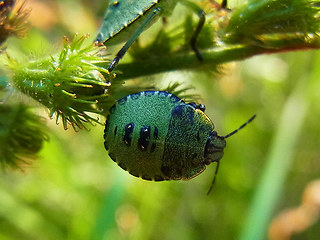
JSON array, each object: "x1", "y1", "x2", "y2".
[{"x1": 0, "y1": 0, "x2": 14, "y2": 11}]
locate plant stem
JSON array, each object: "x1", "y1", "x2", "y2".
[{"x1": 115, "y1": 37, "x2": 320, "y2": 81}]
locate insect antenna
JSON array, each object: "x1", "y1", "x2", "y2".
[
  {"x1": 207, "y1": 160, "x2": 220, "y2": 195},
  {"x1": 224, "y1": 114, "x2": 256, "y2": 139},
  {"x1": 207, "y1": 114, "x2": 256, "y2": 195}
]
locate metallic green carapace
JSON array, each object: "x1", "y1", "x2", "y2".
[
  {"x1": 104, "y1": 91, "x2": 227, "y2": 182},
  {"x1": 95, "y1": 0, "x2": 206, "y2": 71},
  {"x1": 96, "y1": 0, "x2": 175, "y2": 46}
]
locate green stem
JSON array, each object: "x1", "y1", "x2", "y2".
[{"x1": 114, "y1": 38, "x2": 320, "y2": 81}]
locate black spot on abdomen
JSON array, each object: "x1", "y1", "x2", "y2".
[
  {"x1": 123, "y1": 123, "x2": 134, "y2": 146},
  {"x1": 197, "y1": 130, "x2": 201, "y2": 141},
  {"x1": 154, "y1": 127, "x2": 158, "y2": 139},
  {"x1": 138, "y1": 126, "x2": 151, "y2": 151}
]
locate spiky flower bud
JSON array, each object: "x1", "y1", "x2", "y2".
[
  {"x1": 0, "y1": 0, "x2": 29, "y2": 44},
  {"x1": 9, "y1": 35, "x2": 112, "y2": 130},
  {"x1": 223, "y1": 0, "x2": 320, "y2": 44},
  {"x1": 0, "y1": 103, "x2": 48, "y2": 170}
]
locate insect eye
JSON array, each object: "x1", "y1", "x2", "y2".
[{"x1": 198, "y1": 104, "x2": 206, "y2": 112}]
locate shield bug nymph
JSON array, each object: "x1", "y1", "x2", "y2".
[{"x1": 104, "y1": 91, "x2": 255, "y2": 193}]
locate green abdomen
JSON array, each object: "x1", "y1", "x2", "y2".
[{"x1": 104, "y1": 91, "x2": 214, "y2": 181}]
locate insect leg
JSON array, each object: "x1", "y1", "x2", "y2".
[
  {"x1": 207, "y1": 160, "x2": 220, "y2": 195},
  {"x1": 190, "y1": 9, "x2": 205, "y2": 61},
  {"x1": 208, "y1": 0, "x2": 229, "y2": 10},
  {"x1": 180, "y1": 0, "x2": 206, "y2": 61},
  {"x1": 221, "y1": 0, "x2": 228, "y2": 9},
  {"x1": 108, "y1": 7, "x2": 162, "y2": 72}
]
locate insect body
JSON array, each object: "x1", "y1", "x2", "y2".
[
  {"x1": 96, "y1": 0, "x2": 206, "y2": 71},
  {"x1": 104, "y1": 91, "x2": 255, "y2": 192}
]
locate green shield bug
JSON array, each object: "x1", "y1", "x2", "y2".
[
  {"x1": 96, "y1": 0, "x2": 207, "y2": 72},
  {"x1": 104, "y1": 91, "x2": 255, "y2": 194}
]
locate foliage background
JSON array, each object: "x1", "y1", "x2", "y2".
[{"x1": 1, "y1": 0, "x2": 320, "y2": 239}]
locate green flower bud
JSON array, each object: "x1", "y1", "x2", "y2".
[
  {"x1": 223, "y1": 0, "x2": 320, "y2": 44},
  {"x1": 0, "y1": 103, "x2": 48, "y2": 170},
  {"x1": 9, "y1": 35, "x2": 112, "y2": 130}
]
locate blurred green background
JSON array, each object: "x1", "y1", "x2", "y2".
[{"x1": 1, "y1": 0, "x2": 320, "y2": 239}]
